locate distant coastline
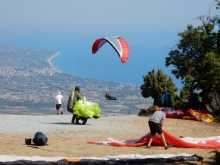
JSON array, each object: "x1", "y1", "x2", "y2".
[{"x1": 47, "y1": 52, "x2": 60, "y2": 68}]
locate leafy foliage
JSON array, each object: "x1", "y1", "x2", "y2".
[
  {"x1": 211, "y1": 106, "x2": 220, "y2": 122},
  {"x1": 165, "y1": 24, "x2": 220, "y2": 91},
  {"x1": 173, "y1": 85, "x2": 191, "y2": 112},
  {"x1": 209, "y1": 150, "x2": 220, "y2": 165},
  {"x1": 138, "y1": 106, "x2": 156, "y2": 116},
  {"x1": 140, "y1": 69, "x2": 178, "y2": 107},
  {"x1": 164, "y1": 12, "x2": 220, "y2": 113},
  {"x1": 140, "y1": 1, "x2": 220, "y2": 115}
]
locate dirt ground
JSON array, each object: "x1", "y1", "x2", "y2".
[{"x1": 1, "y1": 115, "x2": 220, "y2": 164}]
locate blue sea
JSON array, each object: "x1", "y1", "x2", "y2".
[{"x1": 0, "y1": 31, "x2": 182, "y2": 88}]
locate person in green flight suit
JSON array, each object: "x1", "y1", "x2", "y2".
[
  {"x1": 67, "y1": 86, "x2": 83, "y2": 124},
  {"x1": 67, "y1": 86, "x2": 101, "y2": 125}
]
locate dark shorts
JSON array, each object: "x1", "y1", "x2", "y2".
[
  {"x1": 56, "y1": 104, "x2": 61, "y2": 110},
  {"x1": 148, "y1": 121, "x2": 163, "y2": 135}
]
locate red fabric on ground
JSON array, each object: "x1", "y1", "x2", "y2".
[{"x1": 88, "y1": 130, "x2": 220, "y2": 149}]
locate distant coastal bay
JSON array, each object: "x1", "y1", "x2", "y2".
[
  {"x1": 0, "y1": 34, "x2": 182, "y2": 87},
  {"x1": 47, "y1": 52, "x2": 60, "y2": 69}
]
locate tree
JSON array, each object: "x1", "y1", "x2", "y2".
[
  {"x1": 140, "y1": 69, "x2": 178, "y2": 107},
  {"x1": 175, "y1": 85, "x2": 191, "y2": 112},
  {"x1": 165, "y1": 13, "x2": 220, "y2": 112}
]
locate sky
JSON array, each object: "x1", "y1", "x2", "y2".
[
  {"x1": 0, "y1": 0, "x2": 218, "y2": 36},
  {"x1": 0, "y1": 0, "x2": 219, "y2": 88}
]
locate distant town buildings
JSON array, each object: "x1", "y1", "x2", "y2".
[{"x1": 0, "y1": 43, "x2": 153, "y2": 115}]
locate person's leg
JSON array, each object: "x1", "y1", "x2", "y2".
[
  {"x1": 156, "y1": 124, "x2": 168, "y2": 148},
  {"x1": 56, "y1": 104, "x2": 61, "y2": 115},
  {"x1": 110, "y1": 97, "x2": 116, "y2": 100},
  {"x1": 75, "y1": 115, "x2": 81, "y2": 124},
  {"x1": 72, "y1": 114, "x2": 81, "y2": 124},
  {"x1": 147, "y1": 134, "x2": 155, "y2": 148},
  {"x1": 56, "y1": 106, "x2": 59, "y2": 115},
  {"x1": 159, "y1": 133, "x2": 167, "y2": 146},
  {"x1": 56, "y1": 104, "x2": 63, "y2": 115},
  {"x1": 147, "y1": 121, "x2": 156, "y2": 148},
  {"x1": 71, "y1": 114, "x2": 76, "y2": 123},
  {"x1": 81, "y1": 117, "x2": 88, "y2": 125},
  {"x1": 158, "y1": 133, "x2": 172, "y2": 149},
  {"x1": 59, "y1": 107, "x2": 63, "y2": 115}
]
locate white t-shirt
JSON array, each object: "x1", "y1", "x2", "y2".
[{"x1": 55, "y1": 94, "x2": 63, "y2": 104}]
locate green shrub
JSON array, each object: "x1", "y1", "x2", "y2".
[
  {"x1": 211, "y1": 107, "x2": 220, "y2": 122},
  {"x1": 209, "y1": 151, "x2": 220, "y2": 165},
  {"x1": 138, "y1": 106, "x2": 155, "y2": 116}
]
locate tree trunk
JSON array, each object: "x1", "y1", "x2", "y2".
[{"x1": 204, "y1": 91, "x2": 220, "y2": 113}]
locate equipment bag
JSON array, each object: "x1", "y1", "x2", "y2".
[{"x1": 67, "y1": 90, "x2": 76, "y2": 113}]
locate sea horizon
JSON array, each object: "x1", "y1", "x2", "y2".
[{"x1": 0, "y1": 33, "x2": 183, "y2": 88}]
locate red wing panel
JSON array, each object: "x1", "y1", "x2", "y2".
[
  {"x1": 92, "y1": 36, "x2": 130, "y2": 63},
  {"x1": 118, "y1": 37, "x2": 130, "y2": 63},
  {"x1": 92, "y1": 38, "x2": 107, "y2": 54}
]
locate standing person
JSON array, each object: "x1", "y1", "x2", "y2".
[
  {"x1": 67, "y1": 86, "x2": 83, "y2": 124},
  {"x1": 188, "y1": 90, "x2": 199, "y2": 110},
  {"x1": 52, "y1": 91, "x2": 64, "y2": 115},
  {"x1": 146, "y1": 110, "x2": 172, "y2": 150},
  {"x1": 67, "y1": 86, "x2": 101, "y2": 125},
  {"x1": 162, "y1": 88, "x2": 172, "y2": 107}
]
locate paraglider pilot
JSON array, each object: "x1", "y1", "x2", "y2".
[
  {"x1": 70, "y1": 86, "x2": 82, "y2": 124},
  {"x1": 105, "y1": 93, "x2": 110, "y2": 100},
  {"x1": 105, "y1": 93, "x2": 117, "y2": 100},
  {"x1": 67, "y1": 86, "x2": 101, "y2": 125}
]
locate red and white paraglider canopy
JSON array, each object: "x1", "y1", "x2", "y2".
[{"x1": 92, "y1": 36, "x2": 130, "y2": 63}]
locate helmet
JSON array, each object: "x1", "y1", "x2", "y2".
[{"x1": 75, "y1": 86, "x2": 80, "y2": 92}]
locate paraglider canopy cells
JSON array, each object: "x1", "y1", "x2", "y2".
[{"x1": 92, "y1": 36, "x2": 130, "y2": 63}]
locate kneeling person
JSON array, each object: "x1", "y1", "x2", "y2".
[{"x1": 33, "y1": 132, "x2": 48, "y2": 146}]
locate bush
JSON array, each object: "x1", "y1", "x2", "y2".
[
  {"x1": 211, "y1": 107, "x2": 220, "y2": 122},
  {"x1": 138, "y1": 106, "x2": 155, "y2": 116},
  {"x1": 209, "y1": 151, "x2": 220, "y2": 165}
]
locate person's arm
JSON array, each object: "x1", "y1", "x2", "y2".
[
  {"x1": 77, "y1": 93, "x2": 83, "y2": 100},
  {"x1": 160, "y1": 119, "x2": 164, "y2": 126},
  {"x1": 52, "y1": 99, "x2": 56, "y2": 106}
]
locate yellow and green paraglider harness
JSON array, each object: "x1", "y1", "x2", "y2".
[{"x1": 67, "y1": 90, "x2": 101, "y2": 119}]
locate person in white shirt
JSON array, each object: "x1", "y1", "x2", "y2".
[{"x1": 52, "y1": 91, "x2": 64, "y2": 115}]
